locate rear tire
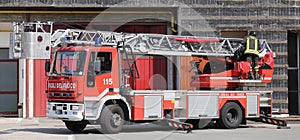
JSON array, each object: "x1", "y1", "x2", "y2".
[
  {"x1": 65, "y1": 121, "x2": 87, "y2": 133},
  {"x1": 217, "y1": 102, "x2": 243, "y2": 129},
  {"x1": 100, "y1": 105, "x2": 124, "y2": 134}
]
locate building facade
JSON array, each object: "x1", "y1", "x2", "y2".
[{"x1": 0, "y1": 0, "x2": 299, "y2": 117}]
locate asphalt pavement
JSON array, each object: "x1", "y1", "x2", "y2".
[{"x1": 0, "y1": 117, "x2": 299, "y2": 140}]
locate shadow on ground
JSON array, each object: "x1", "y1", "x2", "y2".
[
  {"x1": 1, "y1": 128, "x2": 71, "y2": 135},
  {"x1": 0, "y1": 123, "x2": 259, "y2": 135}
]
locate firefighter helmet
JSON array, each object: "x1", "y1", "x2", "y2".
[{"x1": 248, "y1": 31, "x2": 256, "y2": 36}]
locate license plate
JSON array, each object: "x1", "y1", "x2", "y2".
[
  {"x1": 56, "y1": 106, "x2": 63, "y2": 110},
  {"x1": 56, "y1": 110, "x2": 62, "y2": 115}
]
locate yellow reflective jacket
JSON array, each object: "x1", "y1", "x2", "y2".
[{"x1": 244, "y1": 36, "x2": 259, "y2": 55}]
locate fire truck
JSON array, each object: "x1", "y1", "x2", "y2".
[{"x1": 10, "y1": 22, "x2": 288, "y2": 134}]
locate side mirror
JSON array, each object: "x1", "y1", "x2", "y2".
[
  {"x1": 94, "y1": 60, "x2": 101, "y2": 74},
  {"x1": 45, "y1": 60, "x2": 51, "y2": 72}
]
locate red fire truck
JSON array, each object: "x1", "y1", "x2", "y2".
[{"x1": 10, "y1": 22, "x2": 288, "y2": 134}]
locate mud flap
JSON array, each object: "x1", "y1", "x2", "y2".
[{"x1": 164, "y1": 119, "x2": 193, "y2": 133}]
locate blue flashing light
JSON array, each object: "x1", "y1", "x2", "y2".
[
  {"x1": 95, "y1": 38, "x2": 102, "y2": 45},
  {"x1": 61, "y1": 37, "x2": 68, "y2": 42}
]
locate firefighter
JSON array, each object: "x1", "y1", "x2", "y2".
[{"x1": 243, "y1": 31, "x2": 261, "y2": 79}]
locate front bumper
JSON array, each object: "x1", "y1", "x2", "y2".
[{"x1": 47, "y1": 102, "x2": 84, "y2": 121}]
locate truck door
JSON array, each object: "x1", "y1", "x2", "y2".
[{"x1": 86, "y1": 51, "x2": 114, "y2": 97}]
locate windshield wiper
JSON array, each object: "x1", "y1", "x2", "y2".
[
  {"x1": 64, "y1": 73, "x2": 73, "y2": 76},
  {"x1": 50, "y1": 72, "x2": 75, "y2": 76}
]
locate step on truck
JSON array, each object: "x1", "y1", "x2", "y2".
[{"x1": 10, "y1": 22, "x2": 289, "y2": 134}]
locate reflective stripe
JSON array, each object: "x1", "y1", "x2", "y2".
[
  {"x1": 245, "y1": 36, "x2": 259, "y2": 55},
  {"x1": 84, "y1": 88, "x2": 119, "y2": 101},
  {"x1": 254, "y1": 66, "x2": 259, "y2": 71}
]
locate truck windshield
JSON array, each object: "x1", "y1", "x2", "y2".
[{"x1": 51, "y1": 51, "x2": 86, "y2": 76}]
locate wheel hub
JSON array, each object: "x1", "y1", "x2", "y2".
[
  {"x1": 227, "y1": 110, "x2": 237, "y2": 123},
  {"x1": 112, "y1": 113, "x2": 122, "y2": 126}
]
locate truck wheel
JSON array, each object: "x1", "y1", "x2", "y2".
[
  {"x1": 65, "y1": 121, "x2": 87, "y2": 133},
  {"x1": 100, "y1": 105, "x2": 124, "y2": 134},
  {"x1": 217, "y1": 102, "x2": 243, "y2": 129}
]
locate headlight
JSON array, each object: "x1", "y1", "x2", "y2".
[
  {"x1": 46, "y1": 103, "x2": 51, "y2": 110},
  {"x1": 50, "y1": 93, "x2": 55, "y2": 97}
]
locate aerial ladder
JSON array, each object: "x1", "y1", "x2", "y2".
[
  {"x1": 50, "y1": 28, "x2": 273, "y2": 57},
  {"x1": 49, "y1": 28, "x2": 275, "y2": 87}
]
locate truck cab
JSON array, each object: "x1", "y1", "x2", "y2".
[{"x1": 46, "y1": 45, "x2": 120, "y2": 122}]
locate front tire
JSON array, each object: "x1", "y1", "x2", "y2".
[
  {"x1": 100, "y1": 105, "x2": 124, "y2": 134},
  {"x1": 65, "y1": 121, "x2": 87, "y2": 133},
  {"x1": 217, "y1": 102, "x2": 243, "y2": 129}
]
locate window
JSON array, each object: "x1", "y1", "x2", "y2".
[
  {"x1": 96, "y1": 52, "x2": 112, "y2": 74},
  {"x1": 87, "y1": 52, "x2": 112, "y2": 87},
  {"x1": 87, "y1": 52, "x2": 96, "y2": 87},
  {"x1": 51, "y1": 51, "x2": 86, "y2": 76}
]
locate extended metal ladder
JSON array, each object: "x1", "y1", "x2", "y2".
[
  {"x1": 49, "y1": 29, "x2": 274, "y2": 87},
  {"x1": 50, "y1": 29, "x2": 273, "y2": 57},
  {"x1": 51, "y1": 29, "x2": 124, "y2": 48}
]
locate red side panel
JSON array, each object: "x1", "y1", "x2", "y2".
[
  {"x1": 33, "y1": 60, "x2": 47, "y2": 117},
  {"x1": 132, "y1": 56, "x2": 167, "y2": 90},
  {"x1": 133, "y1": 57, "x2": 151, "y2": 90},
  {"x1": 163, "y1": 100, "x2": 174, "y2": 110},
  {"x1": 132, "y1": 95, "x2": 144, "y2": 120},
  {"x1": 152, "y1": 56, "x2": 168, "y2": 90}
]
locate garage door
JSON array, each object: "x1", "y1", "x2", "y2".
[
  {"x1": 288, "y1": 31, "x2": 300, "y2": 115},
  {"x1": 0, "y1": 49, "x2": 18, "y2": 115}
]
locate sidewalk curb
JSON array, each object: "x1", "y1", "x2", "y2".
[{"x1": 0, "y1": 118, "x2": 23, "y2": 123}]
